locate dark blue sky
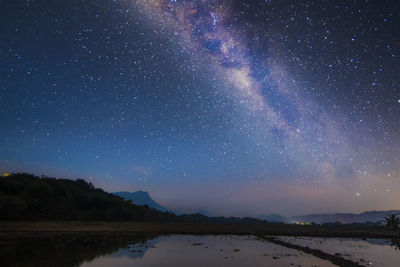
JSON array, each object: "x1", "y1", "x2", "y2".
[{"x1": 1, "y1": 0, "x2": 399, "y2": 216}]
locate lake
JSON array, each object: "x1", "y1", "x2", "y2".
[{"x1": 1, "y1": 234, "x2": 399, "y2": 266}]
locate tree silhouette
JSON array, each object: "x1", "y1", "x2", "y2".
[
  {"x1": 0, "y1": 173, "x2": 178, "y2": 221},
  {"x1": 391, "y1": 239, "x2": 400, "y2": 250},
  {"x1": 0, "y1": 173, "x2": 270, "y2": 224},
  {"x1": 385, "y1": 214, "x2": 400, "y2": 231}
]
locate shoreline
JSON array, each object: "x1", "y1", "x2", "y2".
[{"x1": 1, "y1": 221, "x2": 398, "y2": 239}]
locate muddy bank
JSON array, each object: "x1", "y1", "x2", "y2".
[
  {"x1": 257, "y1": 235, "x2": 363, "y2": 267},
  {"x1": 1, "y1": 221, "x2": 398, "y2": 239}
]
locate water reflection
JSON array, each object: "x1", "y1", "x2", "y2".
[
  {"x1": 1, "y1": 234, "x2": 399, "y2": 267},
  {"x1": 362, "y1": 237, "x2": 400, "y2": 250},
  {"x1": 391, "y1": 239, "x2": 400, "y2": 250},
  {"x1": 276, "y1": 236, "x2": 400, "y2": 266},
  {"x1": 81, "y1": 235, "x2": 335, "y2": 267},
  {"x1": 109, "y1": 236, "x2": 165, "y2": 259},
  {"x1": 0, "y1": 233, "x2": 159, "y2": 267}
]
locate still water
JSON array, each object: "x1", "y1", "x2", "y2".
[
  {"x1": 81, "y1": 235, "x2": 334, "y2": 267},
  {"x1": 1, "y1": 234, "x2": 399, "y2": 266},
  {"x1": 276, "y1": 236, "x2": 400, "y2": 266}
]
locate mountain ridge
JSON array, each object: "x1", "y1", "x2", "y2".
[
  {"x1": 113, "y1": 191, "x2": 169, "y2": 212},
  {"x1": 259, "y1": 210, "x2": 400, "y2": 224}
]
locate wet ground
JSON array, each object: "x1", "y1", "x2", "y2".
[
  {"x1": 276, "y1": 236, "x2": 400, "y2": 266},
  {"x1": 1, "y1": 233, "x2": 399, "y2": 266},
  {"x1": 81, "y1": 235, "x2": 335, "y2": 267}
]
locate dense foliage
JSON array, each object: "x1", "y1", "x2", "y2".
[
  {"x1": 385, "y1": 213, "x2": 400, "y2": 231},
  {"x1": 0, "y1": 173, "x2": 177, "y2": 221}
]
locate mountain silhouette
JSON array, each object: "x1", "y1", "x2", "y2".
[
  {"x1": 113, "y1": 191, "x2": 169, "y2": 212},
  {"x1": 258, "y1": 210, "x2": 400, "y2": 224},
  {"x1": 257, "y1": 214, "x2": 287, "y2": 223},
  {"x1": 0, "y1": 173, "x2": 177, "y2": 221},
  {"x1": 292, "y1": 210, "x2": 400, "y2": 224}
]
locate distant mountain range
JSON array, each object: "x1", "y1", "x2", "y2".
[
  {"x1": 113, "y1": 190, "x2": 399, "y2": 225},
  {"x1": 113, "y1": 191, "x2": 169, "y2": 212},
  {"x1": 258, "y1": 214, "x2": 287, "y2": 223},
  {"x1": 259, "y1": 210, "x2": 400, "y2": 224},
  {"x1": 113, "y1": 191, "x2": 212, "y2": 216}
]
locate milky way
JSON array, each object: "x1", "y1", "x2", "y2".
[
  {"x1": 1, "y1": 0, "x2": 399, "y2": 215},
  {"x1": 135, "y1": 0, "x2": 399, "y2": 185},
  {"x1": 136, "y1": 0, "x2": 358, "y2": 180}
]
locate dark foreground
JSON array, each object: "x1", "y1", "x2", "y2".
[
  {"x1": 1, "y1": 221, "x2": 399, "y2": 238},
  {"x1": 1, "y1": 232, "x2": 399, "y2": 267},
  {"x1": 1, "y1": 223, "x2": 400, "y2": 267},
  {"x1": 258, "y1": 236, "x2": 363, "y2": 266}
]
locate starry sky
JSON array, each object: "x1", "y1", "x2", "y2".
[{"x1": 1, "y1": 0, "x2": 399, "y2": 216}]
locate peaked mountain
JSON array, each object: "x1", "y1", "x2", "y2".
[{"x1": 113, "y1": 191, "x2": 169, "y2": 212}]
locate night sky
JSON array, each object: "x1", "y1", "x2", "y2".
[{"x1": 1, "y1": 0, "x2": 399, "y2": 216}]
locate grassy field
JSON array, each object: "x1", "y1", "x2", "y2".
[{"x1": 1, "y1": 221, "x2": 398, "y2": 238}]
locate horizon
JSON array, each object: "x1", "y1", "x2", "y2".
[
  {"x1": 4, "y1": 171, "x2": 400, "y2": 219},
  {"x1": 111, "y1": 187, "x2": 400, "y2": 218},
  {"x1": 1, "y1": 0, "x2": 399, "y2": 218}
]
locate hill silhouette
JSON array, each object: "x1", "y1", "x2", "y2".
[
  {"x1": 0, "y1": 173, "x2": 176, "y2": 221},
  {"x1": 0, "y1": 173, "x2": 268, "y2": 224}
]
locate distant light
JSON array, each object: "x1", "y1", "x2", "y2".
[
  {"x1": 355, "y1": 192, "x2": 360, "y2": 197},
  {"x1": 3, "y1": 173, "x2": 10, "y2": 177}
]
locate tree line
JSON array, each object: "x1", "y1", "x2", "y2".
[
  {"x1": 0, "y1": 173, "x2": 269, "y2": 224},
  {"x1": 0, "y1": 173, "x2": 177, "y2": 221}
]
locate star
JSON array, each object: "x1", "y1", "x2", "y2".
[{"x1": 1, "y1": 0, "x2": 399, "y2": 216}]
